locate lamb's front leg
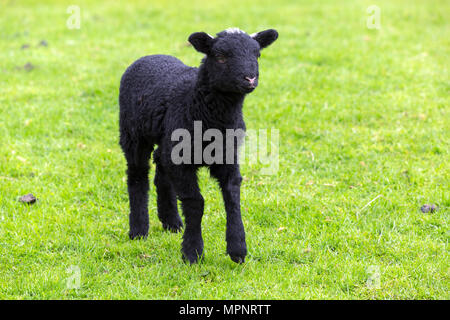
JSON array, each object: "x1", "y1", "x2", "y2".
[
  {"x1": 169, "y1": 167, "x2": 204, "y2": 264},
  {"x1": 211, "y1": 164, "x2": 247, "y2": 263}
]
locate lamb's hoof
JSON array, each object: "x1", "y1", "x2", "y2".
[
  {"x1": 163, "y1": 223, "x2": 183, "y2": 233},
  {"x1": 227, "y1": 241, "x2": 247, "y2": 264},
  {"x1": 229, "y1": 255, "x2": 245, "y2": 264},
  {"x1": 161, "y1": 218, "x2": 183, "y2": 233},
  {"x1": 181, "y1": 242, "x2": 204, "y2": 265},
  {"x1": 181, "y1": 253, "x2": 204, "y2": 265},
  {"x1": 128, "y1": 229, "x2": 148, "y2": 240}
]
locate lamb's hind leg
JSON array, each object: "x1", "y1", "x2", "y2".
[
  {"x1": 124, "y1": 142, "x2": 153, "y2": 239},
  {"x1": 154, "y1": 164, "x2": 183, "y2": 232},
  {"x1": 169, "y1": 167, "x2": 204, "y2": 264}
]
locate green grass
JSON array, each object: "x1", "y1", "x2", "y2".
[{"x1": 0, "y1": 0, "x2": 448, "y2": 299}]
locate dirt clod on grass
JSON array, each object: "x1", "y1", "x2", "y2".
[
  {"x1": 23, "y1": 62, "x2": 35, "y2": 71},
  {"x1": 420, "y1": 204, "x2": 438, "y2": 213},
  {"x1": 19, "y1": 193, "x2": 37, "y2": 204}
]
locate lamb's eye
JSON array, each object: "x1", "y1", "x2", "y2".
[{"x1": 216, "y1": 55, "x2": 227, "y2": 63}]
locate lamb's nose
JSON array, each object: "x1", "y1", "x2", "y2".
[{"x1": 245, "y1": 76, "x2": 256, "y2": 85}]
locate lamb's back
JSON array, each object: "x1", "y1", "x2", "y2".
[{"x1": 119, "y1": 55, "x2": 197, "y2": 141}]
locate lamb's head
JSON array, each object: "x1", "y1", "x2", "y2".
[{"x1": 189, "y1": 28, "x2": 278, "y2": 94}]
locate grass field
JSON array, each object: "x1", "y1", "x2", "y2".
[{"x1": 0, "y1": 0, "x2": 448, "y2": 299}]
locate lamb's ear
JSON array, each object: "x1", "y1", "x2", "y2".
[
  {"x1": 188, "y1": 32, "x2": 214, "y2": 54},
  {"x1": 251, "y1": 29, "x2": 278, "y2": 49}
]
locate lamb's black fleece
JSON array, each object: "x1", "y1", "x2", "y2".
[{"x1": 119, "y1": 28, "x2": 278, "y2": 264}]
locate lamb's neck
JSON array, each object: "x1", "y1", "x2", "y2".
[{"x1": 189, "y1": 83, "x2": 246, "y2": 129}]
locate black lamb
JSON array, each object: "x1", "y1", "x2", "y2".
[{"x1": 119, "y1": 27, "x2": 278, "y2": 264}]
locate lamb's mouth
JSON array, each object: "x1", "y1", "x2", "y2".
[{"x1": 240, "y1": 84, "x2": 257, "y2": 93}]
